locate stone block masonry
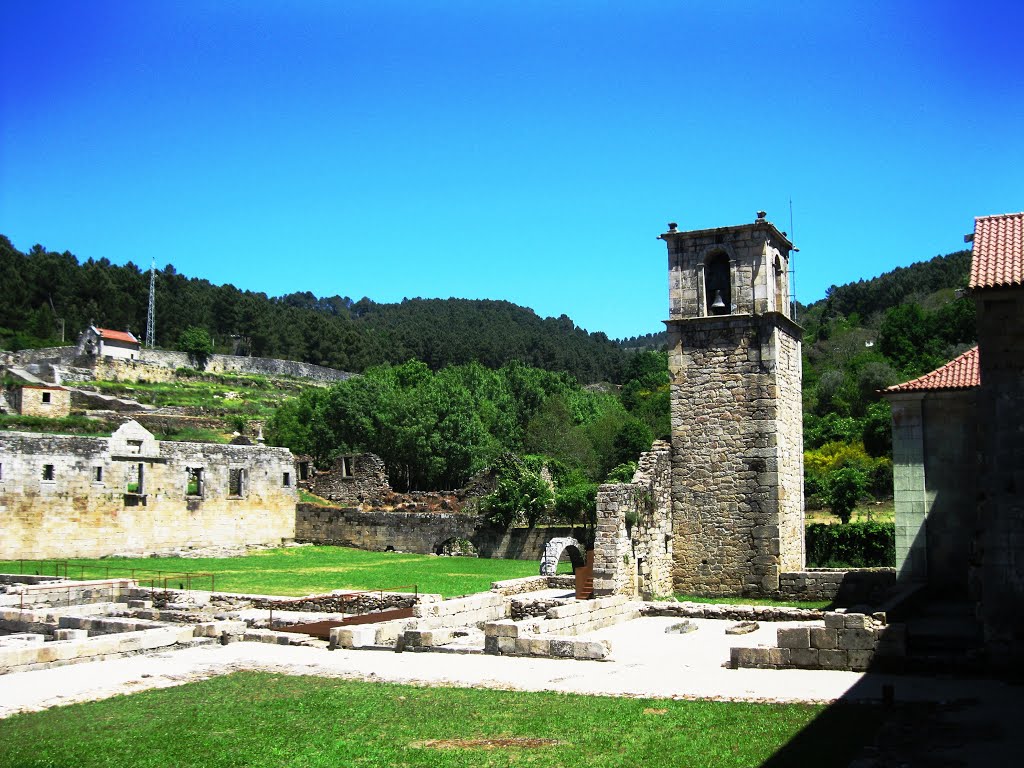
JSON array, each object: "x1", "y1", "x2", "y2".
[
  {"x1": 730, "y1": 611, "x2": 907, "y2": 671},
  {"x1": 662, "y1": 219, "x2": 804, "y2": 598},
  {"x1": 0, "y1": 421, "x2": 296, "y2": 559}
]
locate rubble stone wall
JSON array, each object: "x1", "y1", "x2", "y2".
[
  {"x1": 777, "y1": 568, "x2": 896, "y2": 604},
  {"x1": 12, "y1": 346, "x2": 353, "y2": 384},
  {"x1": 592, "y1": 442, "x2": 673, "y2": 597},
  {"x1": 295, "y1": 503, "x2": 479, "y2": 554}
]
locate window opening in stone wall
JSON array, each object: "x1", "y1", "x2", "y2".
[
  {"x1": 298, "y1": 461, "x2": 309, "y2": 481},
  {"x1": 42, "y1": 391, "x2": 51, "y2": 404},
  {"x1": 340, "y1": 456, "x2": 354, "y2": 478},
  {"x1": 705, "y1": 252, "x2": 731, "y2": 315},
  {"x1": 127, "y1": 439, "x2": 143, "y2": 454},
  {"x1": 126, "y1": 463, "x2": 143, "y2": 494},
  {"x1": 229, "y1": 468, "x2": 247, "y2": 497},
  {"x1": 187, "y1": 467, "x2": 204, "y2": 497},
  {"x1": 283, "y1": 471, "x2": 291, "y2": 487},
  {"x1": 94, "y1": 466, "x2": 103, "y2": 483},
  {"x1": 0, "y1": 462, "x2": 4, "y2": 481},
  {"x1": 42, "y1": 464, "x2": 55, "y2": 481},
  {"x1": 774, "y1": 255, "x2": 785, "y2": 313}
]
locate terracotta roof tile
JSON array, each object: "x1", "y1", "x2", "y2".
[
  {"x1": 969, "y1": 212, "x2": 1024, "y2": 289},
  {"x1": 884, "y1": 346, "x2": 980, "y2": 393},
  {"x1": 96, "y1": 328, "x2": 139, "y2": 344}
]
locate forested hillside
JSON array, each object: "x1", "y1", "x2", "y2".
[{"x1": 0, "y1": 236, "x2": 626, "y2": 383}]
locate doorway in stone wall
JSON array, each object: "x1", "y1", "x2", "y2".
[{"x1": 539, "y1": 537, "x2": 593, "y2": 599}]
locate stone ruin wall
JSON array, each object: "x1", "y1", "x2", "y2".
[
  {"x1": 12, "y1": 346, "x2": 353, "y2": 385},
  {"x1": 307, "y1": 453, "x2": 392, "y2": 505},
  {"x1": 592, "y1": 441, "x2": 673, "y2": 598},
  {"x1": 0, "y1": 427, "x2": 297, "y2": 560},
  {"x1": 6, "y1": 386, "x2": 72, "y2": 418},
  {"x1": 669, "y1": 313, "x2": 804, "y2": 597}
]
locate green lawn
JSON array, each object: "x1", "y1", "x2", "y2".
[
  {"x1": 0, "y1": 673, "x2": 885, "y2": 768},
  {"x1": 1, "y1": 546, "x2": 556, "y2": 598}
]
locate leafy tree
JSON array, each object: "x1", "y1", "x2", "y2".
[
  {"x1": 605, "y1": 461, "x2": 638, "y2": 483},
  {"x1": 610, "y1": 418, "x2": 654, "y2": 470},
  {"x1": 480, "y1": 454, "x2": 554, "y2": 528},
  {"x1": 178, "y1": 326, "x2": 214, "y2": 370},
  {"x1": 823, "y1": 466, "x2": 868, "y2": 524}
]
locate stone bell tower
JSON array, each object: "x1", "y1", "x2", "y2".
[{"x1": 661, "y1": 213, "x2": 804, "y2": 596}]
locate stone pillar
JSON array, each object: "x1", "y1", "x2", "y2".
[{"x1": 888, "y1": 394, "x2": 928, "y2": 583}]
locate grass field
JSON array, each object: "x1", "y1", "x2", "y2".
[
  {"x1": 0, "y1": 546, "x2": 557, "y2": 598},
  {"x1": 805, "y1": 500, "x2": 895, "y2": 525},
  {"x1": 0, "y1": 673, "x2": 885, "y2": 768}
]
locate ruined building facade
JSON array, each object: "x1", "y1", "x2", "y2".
[
  {"x1": 0, "y1": 421, "x2": 297, "y2": 559},
  {"x1": 662, "y1": 215, "x2": 805, "y2": 595}
]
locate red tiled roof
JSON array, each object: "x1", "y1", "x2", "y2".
[
  {"x1": 96, "y1": 328, "x2": 139, "y2": 344},
  {"x1": 884, "y1": 346, "x2": 980, "y2": 393},
  {"x1": 969, "y1": 212, "x2": 1024, "y2": 289}
]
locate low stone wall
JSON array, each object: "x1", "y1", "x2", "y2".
[
  {"x1": 640, "y1": 601, "x2": 823, "y2": 622},
  {"x1": 0, "y1": 579, "x2": 135, "y2": 608},
  {"x1": 296, "y1": 504, "x2": 479, "y2": 554},
  {"x1": 483, "y1": 623, "x2": 612, "y2": 661},
  {"x1": 730, "y1": 611, "x2": 906, "y2": 672},
  {"x1": 13, "y1": 346, "x2": 354, "y2": 384},
  {"x1": 777, "y1": 568, "x2": 896, "y2": 605},
  {"x1": 413, "y1": 591, "x2": 508, "y2": 629},
  {"x1": 0, "y1": 622, "x2": 195, "y2": 674},
  {"x1": 480, "y1": 594, "x2": 638, "y2": 661},
  {"x1": 473, "y1": 526, "x2": 584, "y2": 560},
  {"x1": 247, "y1": 592, "x2": 419, "y2": 615},
  {"x1": 57, "y1": 615, "x2": 168, "y2": 635},
  {"x1": 490, "y1": 575, "x2": 575, "y2": 596}
]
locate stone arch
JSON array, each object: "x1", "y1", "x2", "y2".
[
  {"x1": 774, "y1": 254, "x2": 786, "y2": 314},
  {"x1": 540, "y1": 536, "x2": 586, "y2": 576},
  {"x1": 704, "y1": 250, "x2": 731, "y2": 315},
  {"x1": 434, "y1": 536, "x2": 477, "y2": 557}
]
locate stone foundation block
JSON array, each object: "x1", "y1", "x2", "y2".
[
  {"x1": 528, "y1": 637, "x2": 551, "y2": 656},
  {"x1": 330, "y1": 626, "x2": 375, "y2": 649},
  {"x1": 54, "y1": 629, "x2": 89, "y2": 642},
  {"x1": 496, "y1": 636, "x2": 516, "y2": 654},
  {"x1": 847, "y1": 650, "x2": 874, "y2": 671},
  {"x1": 778, "y1": 627, "x2": 810, "y2": 649},
  {"x1": 514, "y1": 638, "x2": 532, "y2": 656},
  {"x1": 484, "y1": 620, "x2": 519, "y2": 638},
  {"x1": 823, "y1": 612, "x2": 846, "y2": 629},
  {"x1": 817, "y1": 649, "x2": 849, "y2": 669},
  {"x1": 809, "y1": 627, "x2": 837, "y2": 649},
  {"x1": 844, "y1": 614, "x2": 870, "y2": 630},
  {"x1": 574, "y1": 640, "x2": 610, "y2": 660},
  {"x1": 838, "y1": 628, "x2": 876, "y2": 651},
  {"x1": 789, "y1": 648, "x2": 820, "y2": 668},
  {"x1": 483, "y1": 636, "x2": 499, "y2": 655},
  {"x1": 767, "y1": 648, "x2": 790, "y2": 667},
  {"x1": 550, "y1": 639, "x2": 575, "y2": 658}
]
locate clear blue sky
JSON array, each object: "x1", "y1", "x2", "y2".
[{"x1": 2, "y1": 1, "x2": 1022, "y2": 339}]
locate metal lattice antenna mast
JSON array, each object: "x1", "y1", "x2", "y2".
[{"x1": 146, "y1": 258, "x2": 156, "y2": 349}]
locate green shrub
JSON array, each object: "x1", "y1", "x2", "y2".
[{"x1": 805, "y1": 521, "x2": 895, "y2": 568}]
